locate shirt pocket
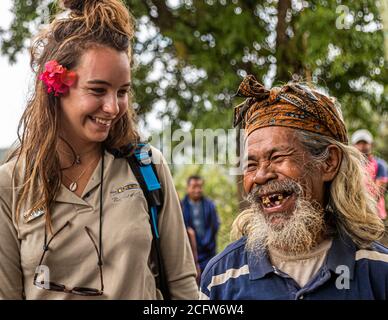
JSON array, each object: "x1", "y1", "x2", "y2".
[{"x1": 109, "y1": 183, "x2": 143, "y2": 203}]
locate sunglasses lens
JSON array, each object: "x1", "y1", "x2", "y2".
[
  {"x1": 49, "y1": 282, "x2": 66, "y2": 292},
  {"x1": 72, "y1": 287, "x2": 102, "y2": 296},
  {"x1": 34, "y1": 280, "x2": 65, "y2": 292}
]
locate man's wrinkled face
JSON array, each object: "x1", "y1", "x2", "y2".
[
  {"x1": 244, "y1": 127, "x2": 326, "y2": 224},
  {"x1": 243, "y1": 127, "x2": 328, "y2": 254}
]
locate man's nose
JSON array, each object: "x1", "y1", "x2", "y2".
[{"x1": 252, "y1": 163, "x2": 277, "y2": 186}]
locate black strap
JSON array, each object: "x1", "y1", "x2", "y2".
[{"x1": 127, "y1": 152, "x2": 171, "y2": 300}]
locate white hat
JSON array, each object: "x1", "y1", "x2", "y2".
[{"x1": 351, "y1": 129, "x2": 373, "y2": 145}]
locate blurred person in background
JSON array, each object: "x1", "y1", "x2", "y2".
[
  {"x1": 351, "y1": 129, "x2": 388, "y2": 220},
  {"x1": 182, "y1": 175, "x2": 220, "y2": 278}
]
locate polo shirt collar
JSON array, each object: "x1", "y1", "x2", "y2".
[
  {"x1": 246, "y1": 232, "x2": 357, "y2": 280},
  {"x1": 326, "y1": 232, "x2": 356, "y2": 280},
  {"x1": 247, "y1": 243, "x2": 274, "y2": 280}
]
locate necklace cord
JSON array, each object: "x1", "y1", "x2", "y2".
[
  {"x1": 99, "y1": 147, "x2": 104, "y2": 268},
  {"x1": 41, "y1": 148, "x2": 104, "y2": 291},
  {"x1": 58, "y1": 136, "x2": 77, "y2": 169}
]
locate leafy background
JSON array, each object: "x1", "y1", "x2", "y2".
[{"x1": 1, "y1": 0, "x2": 388, "y2": 250}]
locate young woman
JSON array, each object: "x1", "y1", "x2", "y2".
[{"x1": 0, "y1": 0, "x2": 198, "y2": 299}]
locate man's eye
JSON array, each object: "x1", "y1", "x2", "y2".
[
  {"x1": 244, "y1": 162, "x2": 256, "y2": 171},
  {"x1": 271, "y1": 154, "x2": 285, "y2": 162}
]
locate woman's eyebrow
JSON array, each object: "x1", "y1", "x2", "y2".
[
  {"x1": 87, "y1": 79, "x2": 111, "y2": 86},
  {"x1": 87, "y1": 80, "x2": 131, "y2": 87}
]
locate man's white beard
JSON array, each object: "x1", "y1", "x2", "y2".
[{"x1": 245, "y1": 191, "x2": 326, "y2": 256}]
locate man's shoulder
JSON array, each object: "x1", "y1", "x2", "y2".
[
  {"x1": 374, "y1": 156, "x2": 387, "y2": 164},
  {"x1": 371, "y1": 241, "x2": 388, "y2": 253},
  {"x1": 202, "y1": 237, "x2": 248, "y2": 277},
  {"x1": 202, "y1": 196, "x2": 215, "y2": 206},
  {"x1": 373, "y1": 156, "x2": 388, "y2": 169},
  {"x1": 181, "y1": 195, "x2": 189, "y2": 204},
  {"x1": 355, "y1": 241, "x2": 388, "y2": 269}
]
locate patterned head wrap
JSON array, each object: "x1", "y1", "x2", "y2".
[{"x1": 233, "y1": 75, "x2": 348, "y2": 144}]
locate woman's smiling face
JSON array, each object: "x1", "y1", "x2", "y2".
[{"x1": 59, "y1": 45, "x2": 131, "y2": 149}]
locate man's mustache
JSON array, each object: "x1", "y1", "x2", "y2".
[{"x1": 247, "y1": 179, "x2": 303, "y2": 203}]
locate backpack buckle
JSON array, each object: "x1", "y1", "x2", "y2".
[{"x1": 134, "y1": 143, "x2": 152, "y2": 166}]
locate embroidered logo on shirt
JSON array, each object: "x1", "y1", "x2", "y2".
[
  {"x1": 110, "y1": 183, "x2": 140, "y2": 202},
  {"x1": 24, "y1": 208, "x2": 45, "y2": 223}
]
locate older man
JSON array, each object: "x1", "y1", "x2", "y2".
[{"x1": 200, "y1": 75, "x2": 388, "y2": 300}]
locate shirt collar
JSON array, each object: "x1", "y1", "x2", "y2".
[
  {"x1": 246, "y1": 232, "x2": 357, "y2": 280},
  {"x1": 246, "y1": 240, "x2": 274, "y2": 280},
  {"x1": 55, "y1": 150, "x2": 115, "y2": 204},
  {"x1": 82, "y1": 150, "x2": 115, "y2": 197},
  {"x1": 326, "y1": 232, "x2": 356, "y2": 280}
]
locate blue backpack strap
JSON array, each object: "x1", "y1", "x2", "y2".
[
  {"x1": 125, "y1": 143, "x2": 170, "y2": 300},
  {"x1": 132, "y1": 143, "x2": 162, "y2": 238}
]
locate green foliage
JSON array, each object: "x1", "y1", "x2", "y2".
[
  {"x1": 173, "y1": 164, "x2": 238, "y2": 252},
  {"x1": 2, "y1": 0, "x2": 387, "y2": 134},
  {"x1": 2, "y1": 0, "x2": 388, "y2": 249}
]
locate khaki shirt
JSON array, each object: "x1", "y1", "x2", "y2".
[{"x1": 0, "y1": 147, "x2": 198, "y2": 299}]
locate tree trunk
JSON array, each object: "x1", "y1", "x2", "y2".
[{"x1": 275, "y1": 0, "x2": 292, "y2": 82}]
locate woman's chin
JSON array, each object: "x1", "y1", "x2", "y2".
[{"x1": 84, "y1": 130, "x2": 110, "y2": 143}]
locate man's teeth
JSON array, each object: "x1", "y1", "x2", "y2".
[
  {"x1": 260, "y1": 193, "x2": 286, "y2": 208},
  {"x1": 92, "y1": 117, "x2": 112, "y2": 126}
]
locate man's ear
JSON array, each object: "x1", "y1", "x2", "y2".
[{"x1": 322, "y1": 145, "x2": 342, "y2": 182}]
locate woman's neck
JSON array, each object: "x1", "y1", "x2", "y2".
[{"x1": 57, "y1": 137, "x2": 101, "y2": 168}]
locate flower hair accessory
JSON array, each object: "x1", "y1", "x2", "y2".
[{"x1": 39, "y1": 60, "x2": 77, "y2": 96}]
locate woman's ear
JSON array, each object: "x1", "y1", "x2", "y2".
[{"x1": 322, "y1": 145, "x2": 342, "y2": 182}]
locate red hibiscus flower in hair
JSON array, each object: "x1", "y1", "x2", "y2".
[{"x1": 39, "y1": 60, "x2": 77, "y2": 96}]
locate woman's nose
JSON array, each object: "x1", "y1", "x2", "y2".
[{"x1": 102, "y1": 95, "x2": 119, "y2": 116}]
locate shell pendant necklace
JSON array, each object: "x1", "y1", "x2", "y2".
[{"x1": 63, "y1": 157, "x2": 100, "y2": 192}]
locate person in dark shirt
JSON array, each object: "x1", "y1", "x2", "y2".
[{"x1": 182, "y1": 176, "x2": 220, "y2": 277}]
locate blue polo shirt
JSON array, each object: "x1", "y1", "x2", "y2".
[{"x1": 200, "y1": 234, "x2": 388, "y2": 300}]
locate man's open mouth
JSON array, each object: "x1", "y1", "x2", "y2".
[{"x1": 259, "y1": 191, "x2": 293, "y2": 208}]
